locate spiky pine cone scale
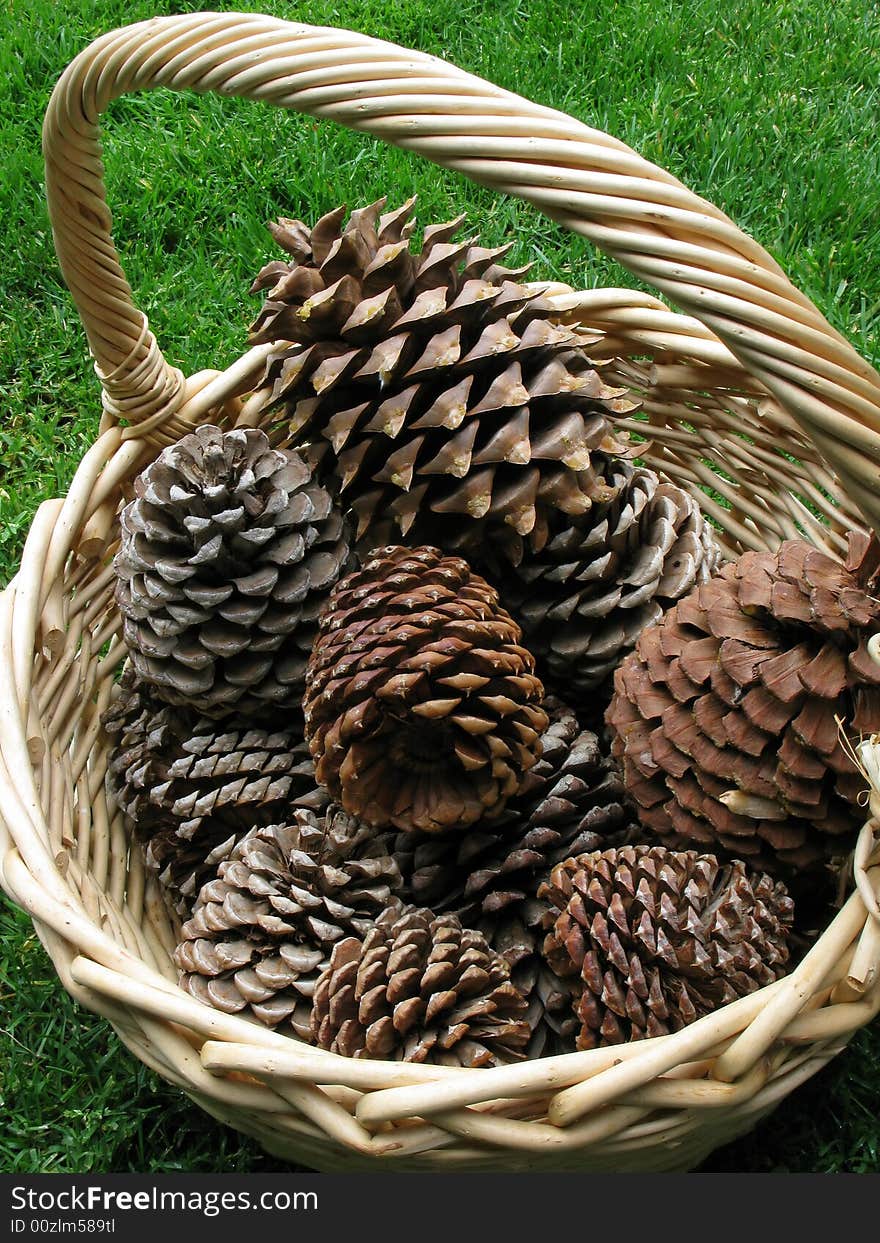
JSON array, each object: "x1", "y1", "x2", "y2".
[
  {"x1": 249, "y1": 198, "x2": 637, "y2": 558},
  {"x1": 540, "y1": 845, "x2": 793, "y2": 1049},
  {"x1": 310, "y1": 906, "x2": 530, "y2": 1066},
  {"x1": 607, "y1": 533, "x2": 880, "y2": 872},
  {"x1": 304, "y1": 545, "x2": 548, "y2": 834},
  {"x1": 114, "y1": 426, "x2": 351, "y2": 718}
]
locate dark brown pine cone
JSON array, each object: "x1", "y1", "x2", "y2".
[
  {"x1": 310, "y1": 905, "x2": 530, "y2": 1066},
  {"x1": 103, "y1": 666, "x2": 327, "y2": 916},
  {"x1": 492, "y1": 461, "x2": 721, "y2": 701},
  {"x1": 174, "y1": 810, "x2": 404, "y2": 1039},
  {"x1": 607, "y1": 531, "x2": 880, "y2": 872},
  {"x1": 114, "y1": 425, "x2": 351, "y2": 718},
  {"x1": 303, "y1": 544, "x2": 548, "y2": 834},
  {"x1": 540, "y1": 844, "x2": 793, "y2": 1049},
  {"x1": 248, "y1": 198, "x2": 637, "y2": 558}
]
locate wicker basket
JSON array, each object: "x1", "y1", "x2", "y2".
[{"x1": 2, "y1": 10, "x2": 880, "y2": 1173}]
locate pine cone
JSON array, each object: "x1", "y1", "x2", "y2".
[
  {"x1": 310, "y1": 906, "x2": 530, "y2": 1066},
  {"x1": 607, "y1": 532, "x2": 880, "y2": 872},
  {"x1": 174, "y1": 810, "x2": 403, "y2": 1039},
  {"x1": 303, "y1": 545, "x2": 548, "y2": 833},
  {"x1": 114, "y1": 425, "x2": 351, "y2": 718},
  {"x1": 103, "y1": 668, "x2": 327, "y2": 915},
  {"x1": 248, "y1": 198, "x2": 636, "y2": 557},
  {"x1": 494, "y1": 462, "x2": 722, "y2": 700},
  {"x1": 540, "y1": 845, "x2": 793, "y2": 1049}
]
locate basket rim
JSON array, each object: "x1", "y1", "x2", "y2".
[{"x1": 1, "y1": 315, "x2": 879, "y2": 1162}]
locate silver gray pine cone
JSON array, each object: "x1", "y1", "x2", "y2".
[{"x1": 114, "y1": 425, "x2": 351, "y2": 718}]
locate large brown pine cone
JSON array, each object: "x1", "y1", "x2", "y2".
[
  {"x1": 303, "y1": 544, "x2": 548, "y2": 834},
  {"x1": 310, "y1": 905, "x2": 530, "y2": 1066},
  {"x1": 174, "y1": 810, "x2": 403, "y2": 1039},
  {"x1": 493, "y1": 462, "x2": 722, "y2": 700},
  {"x1": 607, "y1": 532, "x2": 880, "y2": 872},
  {"x1": 540, "y1": 845, "x2": 793, "y2": 1049},
  {"x1": 103, "y1": 668, "x2": 326, "y2": 916},
  {"x1": 248, "y1": 199, "x2": 636, "y2": 557},
  {"x1": 114, "y1": 425, "x2": 351, "y2": 718}
]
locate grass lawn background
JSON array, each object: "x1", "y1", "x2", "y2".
[{"x1": 1, "y1": 0, "x2": 879, "y2": 1173}]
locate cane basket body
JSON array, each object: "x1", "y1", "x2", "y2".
[{"x1": 1, "y1": 10, "x2": 880, "y2": 1172}]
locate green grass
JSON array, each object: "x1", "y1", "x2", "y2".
[{"x1": 1, "y1": 0, "x2": 880, "y2": 1173}]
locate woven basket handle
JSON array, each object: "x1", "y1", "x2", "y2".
[{"x1": 44, "y1": 10, "x2": 880, "y2": 530}]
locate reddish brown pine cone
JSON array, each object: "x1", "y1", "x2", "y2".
[
  {"x1": 607, "y1": 532, "x2": 880, "y2": 872},
  {"x1": 310, "y1": 906, "x2": 531, "y2": 1066},
  {"x1": 303, "y1": 545, "x2": 548, "y2": 834},
  {"x1": 540, "y1": 845, "x2": 793, "y2": 1049},
  {"x1": 248, "y1": 198, "x2": 637, "y2": 559}
]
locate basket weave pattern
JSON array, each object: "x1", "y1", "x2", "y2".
[{"x1": 1, "y1": 11, "x2": 879, "y2": 1171}]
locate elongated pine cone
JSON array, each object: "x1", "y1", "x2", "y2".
[
  {"x1": 114, "y1": 425, "x2": 351, "y2": 717},
  {"x1": 494, "y1": 461, "x2": 722, "y2": 700},
  {"x1": 540, "y1": 845, "x2": 793, "y2": 1049},
  {"x1": 607, "y1": 532, "x2": 880, "y2": 871},
  {"x1": 310, "y1": 906, "x2": 530, "y2": 1066},
  {"x1": 102, "y1": 667, "x2": 326, "y2": 915},
  {"x1": 303, "y1": 545, "x2": 548, "y2": 833},
  {"x1": 248, "y1": 198, "x2": 636, "y2": 556},
  {"x1": 174, "y1": 811, "x2": 403, "y2": 1039}
]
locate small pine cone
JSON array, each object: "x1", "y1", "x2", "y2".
[
  {"x1": 607, "y1": 531, "x2": 880, "y2": 872},
  {"x1": 103, "y1": 667, "x2": 326, "y2": 915},
  {"x1": 114, "y1": 425, "x2": 351, "y2": 718},
  {"x1": 303, "y1": 545, "x2": 548, "y2": 833},
  {"x1": 174, "y1": 810, "x2": 404, "y2": 1039},
  {"x1": 248, "y1": 198, "x2": 637, "y2": 557},
  {"x1": 310, "y1": 906, "x2": 530, "y2": 1066},
  {"x1": 540, "y1": 845, "x2": 793, "y2": 1049},
  {"x1": 494, "y1": 462, "x2": 722, "y2": 700}
]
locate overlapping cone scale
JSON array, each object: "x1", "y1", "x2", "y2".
[
  {"x1": 114, "y1": 425, "x2": 351, "y2": 719},
  {"x1": 391, "y1": 698, "x2": 638, "y2": 916},
  {"x1": 493, "y1": 461, "x2": 722, "y2": 700},
  {"x1": 606, "y1": 532, "x2": 880, "y2": 872},
  {"x1": 248, "y1": 198, "x2": 637, "y2": 559},
  {"x1": 303, "y1": 545, "x2": 548, "y2": 834},
  {"x1": 310, "y1": 905, "x2": 531, "y2": 1066},
  {"x1": 540, "y1": 844, "x2": 793, "y2": 1049},
  {"x1": 103, "y1": 667, "x2": 328, "y2": 916},
  {"x1": 174, "y1": 809, "x2": 403, "y2": 1040}
]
